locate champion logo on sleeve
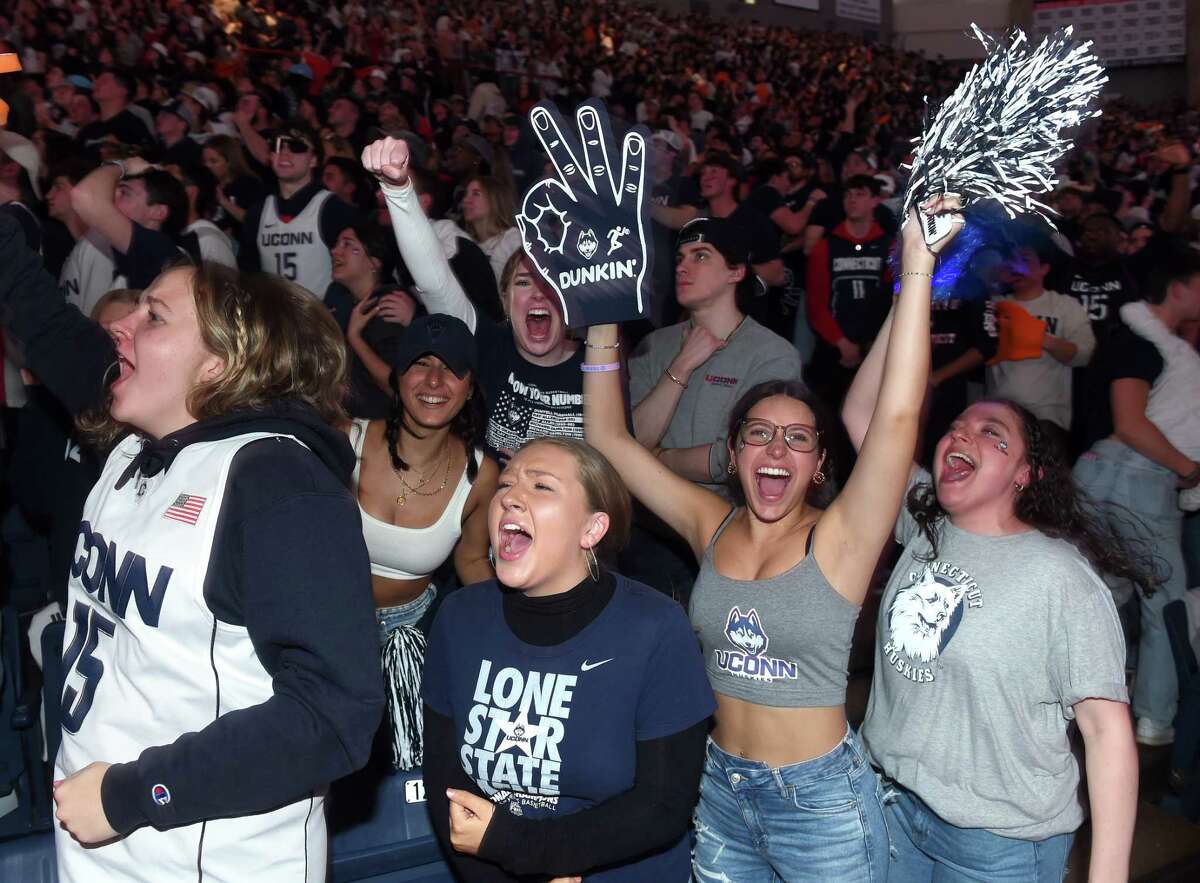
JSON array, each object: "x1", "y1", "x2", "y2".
[
  {"x1": 151, "y1": 784, "x2": 171, "y2": 806},
  {"x1": 163, "y1": 493, "x2": 207, "y2": 526}
]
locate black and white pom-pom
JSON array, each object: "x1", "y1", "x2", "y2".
[
  {"x1": 382, "y1": 624, "x2": 427, "y2": 771},
  {"x1": 902, "y1": 24, "x2": 1107, "y2": 228}
]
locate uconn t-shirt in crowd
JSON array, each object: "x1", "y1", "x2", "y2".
[
  {"x1": 1057, "y1": 256, "x2": 1139, "y2": 340},
  {"x1": 475, "y1": 320, "x2": 586, "y2": 458},
  {"x1": 422, "y1": 576, "x2": 715, "y2": 881}
]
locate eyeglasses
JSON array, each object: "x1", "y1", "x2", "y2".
[
  {"x1": 274, "y1": 137, "x2": 312, "y2": 154},
  {"x1": 738, "y1": 419, "x2": 821, "y2": 453}
]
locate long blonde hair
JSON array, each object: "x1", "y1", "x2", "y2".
[
  {"x1": 79, "y1": 263, "x2": 347, "y2": 448},
  {"x1": 464, "y1": 175, "x2": 516, "y2": 244}
]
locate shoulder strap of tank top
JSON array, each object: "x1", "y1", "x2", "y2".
[{"x1": 705, "y1": 506, "x2": 739, "y2": 551}]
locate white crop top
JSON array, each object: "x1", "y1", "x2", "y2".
[{"x1": 348, "y1": 419, "x2": 482, "y2": 581}]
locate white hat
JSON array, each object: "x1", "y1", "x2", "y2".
[
  {"x1": 369, "y1": 68, "x2": 388, "y2": 80},
  {"x1": 651, "y1": 129, "x2": 683, "y2": 153},
  {"x1": 0, "y1": 132, "x2": 42, "y2": 201},
  {"x1": 183, "y1": 84, "x2": 220, "y2": 115}
]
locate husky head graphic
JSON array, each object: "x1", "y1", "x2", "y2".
[
  {"x1": 888, "y1": 565, "x2": 970, "y2": 664},
  {"x1": 576, "y1": 227, "x2": 599, "y2": 260},
  {"x1": 724, "y1": 607, "x2": 768, "y2": 656}
]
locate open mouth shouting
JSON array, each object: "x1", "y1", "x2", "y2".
[
  {"x1": 524, "y1": 307, "x2": 552, "y2": 343},
  {"x1": 497, "y1": 521, "x2": 533, "y2": 561},
  {"x1": 754, "y1": 465, "x2": 793, "y2": 503},
  {"x1": 942, "y1": 450, "x2": 976, "y2": 483}
]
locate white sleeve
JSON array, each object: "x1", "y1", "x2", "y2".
[
  {"x1": 1059, "y1": 294, "x2": 1096, "y2": 367},
  {"x1": 379, "y1": 180, "x2": 477, "y2": 332}
]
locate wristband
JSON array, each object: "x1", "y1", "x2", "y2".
[
  {"x1": 585, "y1": 341, "x2": 620, "y2": 350},
  {"x1": 103, "y1": 159, "x2": 127, "y2": 180},
  {"x1": 665, "y1": 368, "x2": 688, "y2": 389},
  {"x1": 581, "y1": 362, "x2": 621, "y2": 373}
]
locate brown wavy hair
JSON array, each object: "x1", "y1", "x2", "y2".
[{"x1": 79, "y1": 263, "x2": 347, "y2": 448}]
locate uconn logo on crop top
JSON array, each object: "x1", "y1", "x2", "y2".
[
  {"x1": 713, "y1": 607, "x2": 800, "y2": 683},
  {"x1": 460, "y1": 659, "x2": 575, "y2": 813},
  {"x1": 883, "y1": 561, "x2": 983, "y2": 684}
]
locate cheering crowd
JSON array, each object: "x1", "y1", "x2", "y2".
[{"x1": 0, "y1": 0, "x2": 1199, "y2": 881}]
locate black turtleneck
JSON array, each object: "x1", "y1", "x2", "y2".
[
  {"x1": 501, "y1": 568, "x2": 616, "y2": 646},
  {"x1": 423, "y1": 572, "x2": 708, "y2": 881}
]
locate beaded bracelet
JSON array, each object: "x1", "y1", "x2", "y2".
[
  {"x1": 586, "y1": 341, "x2": 621, "y2": 350},
  {"x1": 898, "y1": 271, "x2": 934, "y2": 279},
  {"x1": 581, "y1": 362, "x2": 621, "y2": 373}
]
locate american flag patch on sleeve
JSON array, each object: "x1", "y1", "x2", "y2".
[{"x1": 163, "y1": 493, "x2": 207, "y2": 525}]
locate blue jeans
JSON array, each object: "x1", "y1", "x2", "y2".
[
  {"x1": 881, "y1": 782, "x2": 1073, "y2": 882},
  {"x1": 692, "y1": 728, "x2": 889, "y2": 882},
  {"x1": 376, "y1": 584, "x2": 436, "y2": 644},
  {"x1": 1074, "y1": 439, "x2": 1186, "y2": 727}
]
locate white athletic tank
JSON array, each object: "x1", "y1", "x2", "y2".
[
  {"x1": 257, "y1": 190, "x2": 334, "y2": 299},
  {"x1": 55, "y1": 432, "x2": 326, "y2": 883}
]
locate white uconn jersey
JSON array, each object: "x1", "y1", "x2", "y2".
[
  {"x1": 258, "y1": 190, "x2": 334, "y2": 299},
  {"x1": 55, "y1": 433, "x2": 325, "y2": 883}
]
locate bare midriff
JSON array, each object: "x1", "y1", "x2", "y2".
[
  {"x1": 711, "y1": 694, "x2": 848, "y2": 767},
  {"x1": 372, "y1": 573, "x2": 430, "y2": 610}
]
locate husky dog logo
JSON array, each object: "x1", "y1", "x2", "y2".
[
  {"x1": 724, "y1": 607, "x2": 768, "y2": 655},
  {"x1": 576, "y1": 227, "x2": 599, "y2": 260},
  {"x1": 888, "y1": 564, "x2": 970, "y2": 663}
]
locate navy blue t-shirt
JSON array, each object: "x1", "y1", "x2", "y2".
[{"x1": 423, "y1": 575, "x2": 715, "y2": 882}]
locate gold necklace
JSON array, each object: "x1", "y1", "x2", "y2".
[{"x1": 393, "y1": 445, "x2": 453, "y2": 507}]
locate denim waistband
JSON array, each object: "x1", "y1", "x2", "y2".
[
  {"x1": 377, "y1": 583, "x2": 436, "y2": 621},
  {"x1": 706, "y1": 725, "x2": 863, "y2": 784},
  {"x1": 1082, "y1": 438, "x2": 1173, "y2": 477}
]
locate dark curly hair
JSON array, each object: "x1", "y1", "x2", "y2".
[
  {"x1": 907, "y1": 399, "x2": 1161, "y2": 593},
  {"x1": 724, "y1": 379, "x2": 839, "y2": 508},
  {"x1": 383, "y1": 368, "x2": 486, "y2": 485}
]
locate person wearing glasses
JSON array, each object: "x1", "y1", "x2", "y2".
[
  {"x1": 584, "y1": 200, "x2": 964, "y2": 880},
  {"x1": 238, "y1": 121, "x2": 359, "y2": 299}
]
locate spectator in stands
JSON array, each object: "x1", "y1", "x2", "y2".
[
  {"x1": 201, "y1": 134, "x2": 266, "y2": 234},
  {"x1": 985, "y1": 239, "x2": 1095, "y2": 440},
  {"x1": 164, "y1": 163, "x2": 237, "y2": 268},
  {"x1": 47, "y1": 159, "x2": 119, "y2": 318},
  {"x1": 70, "y1": 156, "x2": 192, "y2": 289},
  {"x1": 325, "y1": 94, "x2": 370, "y2": 155},
  {"x1": 238, "y1": 122, "x2": 358, "y2": 299},
  {"x1": 652, "y1": 152, "x2": 785, "y2": 288},
  {"x1": 805, "y1": 175, "x2": 893, "y2": 406},
  {"x1": 1075, "y1": 248, "x2": 1200, "y2": 748},
  {"x1": 365, "y1": 136, "x2": 586, "y2": 461},
  {"x1": 76, "y1": 69, "x2": 151, "y2": 154},
  {"x1": 154, "y1": 100, "x2": 202, "y2": 169},
  {"x1": 0, "y1": 130, "x2": 43, "y2": 253},
  {"x1": 323, "y1": 156, "x2": 373, "y2": 213},
  {"x1": 422, "y1": 437, "x2": 713, "y2": 882},
  {"x1": 460, "y1": 174, "x2": 521, "y2": 284}
]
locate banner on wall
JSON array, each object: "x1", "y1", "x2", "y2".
[
  {"x1": 1033, "y1": 0, "x2": 1185, "y2": 67},
  {"x1": 835, "y1": 0, "x2": 882, "y2": 25},
  {"x1": 773, "y1": 0, "x2": 821, "y2": 11}
]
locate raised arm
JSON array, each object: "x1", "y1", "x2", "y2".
[
  {"x1": 824, "y1": 202, "x2": 960, "y2": 602},
  {"x1": 70, "y1": 160, "x2": 136, "y2": 254},
  {"x1": 0, "y1": 214, "x2": 114, "y2": 417},
  {"x1": 584, "y1": 323, "x2": 731, "y2": 560},
  {"x1": 361, "y1": 137, "x2": 478, "y2": 332}
]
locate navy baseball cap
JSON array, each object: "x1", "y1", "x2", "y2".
[{"x1": 393, "y1": 314, "x2": 477, "y2": 378}]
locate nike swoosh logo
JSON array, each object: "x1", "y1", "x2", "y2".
[{"x1": 580, "y1": 658, "x2": 613, "y2": 672}]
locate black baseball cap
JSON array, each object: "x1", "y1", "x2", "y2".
[
  {"x1": 677, "y1": 217, "x2": 751, "y2": 267},
  {"x1": 393, "y1": 314, "x2": 477, "y2": 378}
]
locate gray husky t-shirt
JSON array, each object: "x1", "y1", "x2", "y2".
[{"x1": 861, "y1": 470, "x2": 1127, "y2": 840}]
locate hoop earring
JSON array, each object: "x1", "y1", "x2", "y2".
[
  {"x1": 584, "y1": 547, "x2": 599, "y2": 582},
  {"x1": 812, "y1": 469, "x2": 826, "y2": 486},
  {"x1": 1014, "y1": 482, "x2": 1025, "y2": 493}
]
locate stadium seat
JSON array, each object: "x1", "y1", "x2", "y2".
[{"x1": 0, "y1": 605, "x2": 52, "y2": 841}]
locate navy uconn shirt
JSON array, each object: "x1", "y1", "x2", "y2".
[{"x1": 423, "y1": 575, "x2": 714, "y2": 881}]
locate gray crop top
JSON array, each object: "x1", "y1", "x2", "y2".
[{"x1": 688, "y1": 510, "x2": 860, "y2": 708}]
